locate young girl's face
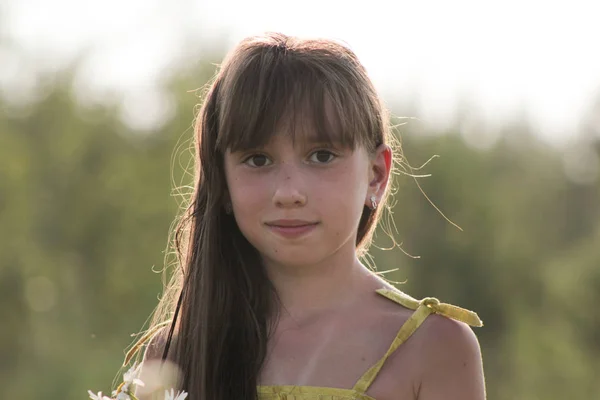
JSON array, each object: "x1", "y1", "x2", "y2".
[{"x1": 224, "y1": 125, "x2": 388, "y2": 270}]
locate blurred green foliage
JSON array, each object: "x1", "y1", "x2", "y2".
[{"x1": 1, "y1": 50, "x2": 599, "y2": 400}]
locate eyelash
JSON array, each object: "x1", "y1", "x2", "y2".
[
  {"x1": 242, "y1": 149, "x2": 338, "y2": 168},
  {"x1": 308, "y1": 150, "x2": 337, "y2": 164},
  {"x1": 242, "y1": 153, "x2": 272, "y2": 168}
]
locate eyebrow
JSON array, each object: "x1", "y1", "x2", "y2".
[
  {"x1": 299, "y1": 133, "x2": 343, "y2": 145},
  {"x1": 227, "y1": 130, "x2": 347, "y2": 154},
  {"x1": 304, "y1": 138, "x2": 339, "y2": 146}
]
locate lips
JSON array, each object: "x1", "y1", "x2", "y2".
[
  {"x1": 265, "y1": 219, "x2": 319, "y2": 238},
  {"x1": 266, "y1": 219, "x2": 318, "y2": 227}
]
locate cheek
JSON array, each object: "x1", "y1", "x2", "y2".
[
  {"x1": 229, "y1": 176, "x2": 267, "y2": 210},
  {"x1": 315, "y1": 163, "x2": 369, "y2": 226},
  {"x1": 323, "y1": 162, "x2": 369, "y2": 205}
]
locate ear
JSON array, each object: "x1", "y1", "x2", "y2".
[{"x1": 365, "y1": 144, "x2": 392, "y2": 209}]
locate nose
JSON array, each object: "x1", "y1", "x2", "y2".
[{"x1": 272, "y1": 163, "x2": 307, "y2": 208}]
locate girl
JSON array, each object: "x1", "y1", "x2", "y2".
[{"x1": 135, "y1": 32, "x2": 485, "y2": 400}]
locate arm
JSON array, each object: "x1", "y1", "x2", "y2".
[{"x1": 415, "y1": 315, "x2": 486, "y2": 400}]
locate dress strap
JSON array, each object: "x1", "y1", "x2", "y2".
[{"x1": 351, "y1": 288, "x2": 483, "y2": 394}]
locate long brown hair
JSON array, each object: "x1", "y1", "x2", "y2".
[{"x1": 145, "y1": 32, "x2": 398, "y2": 400}]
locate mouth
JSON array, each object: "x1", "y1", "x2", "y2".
[
  {"x1": 266, "y1": 219, "x2": 319, "y2": 227},
  {"x1": 264, "y1": 220, "x2": 319, "y2": 238}
]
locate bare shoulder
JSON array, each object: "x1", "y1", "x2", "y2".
[
  {"x1": 415, "y1": 314, "x2": 486, "y2": 400},
  {"x1": 420, "y1": 313, "x2": 481, "y2": 354},
  {"x1": 142, "y1": 326, "x2": 176, "y2": 362},
  {"x1": 136, "y1": 328, "x2": 180, "y2": 400}
]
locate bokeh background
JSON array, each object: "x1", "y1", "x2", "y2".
[{"x1": 2, "y1": 1, "x2": 600, "y2": 399}]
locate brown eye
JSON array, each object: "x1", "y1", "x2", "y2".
[
  {"x1": 244, "y1": 154, "x2": 272, "y2": 168},
  {"x1": 309, "y1": 150, "x2": 336, "y2": 164}
]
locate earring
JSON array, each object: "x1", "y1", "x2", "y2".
[
  {"x1": 224, "y1": 203, "x2": 232, "y2": 214},
  {"x1": 370, "y1": 195, "x2": 378, "y2": 210}
]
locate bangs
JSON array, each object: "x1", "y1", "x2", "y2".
[{"x1": 215, "y1": 49, "x2": 374, "y2": 153}]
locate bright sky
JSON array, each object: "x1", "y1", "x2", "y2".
[{"x1": 3, "y1": 0, "x2": 600, "y2": 146}]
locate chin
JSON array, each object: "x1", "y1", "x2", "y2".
[{"x1": 261, "y1": 247, "x2": 327, "y2": 269}]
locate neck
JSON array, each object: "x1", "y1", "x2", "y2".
[{"x1": 263, "y1": 248, "x2": 376, "y2": 321}]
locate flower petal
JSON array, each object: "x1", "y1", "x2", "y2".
[{"x1": 133, "y1": 378, "x2": 145, "y2": 387}]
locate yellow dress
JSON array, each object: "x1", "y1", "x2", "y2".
[{"x1": 257, "y1": 288, "x2": 483, "y2": 400}]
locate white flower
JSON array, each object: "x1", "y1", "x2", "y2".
[
  {"x1": 116, "y1": 362, "x2": 145, "y2": 395},
  {"x1": 88, "y1": 362, "x2": 149, "y2": 400},
  {"x1": 87, "y1": 390, "x2": 112, "y2": 400},
  {"x1": 120, "y1": 383, "x2": 132, "y2": 395},
  {"x1": 116, "y1": 392, "x2": 131, "y2": 400},
  {"x1": 164, "y1": 388, "x2": 188, "y2": 400},
  {"x1": 123, "y1": 362, "x2": 145, "y2": 388}
]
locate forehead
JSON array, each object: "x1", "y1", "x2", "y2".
[
  {"x1": 227, "y1": 94, "x2": 352, "y2": 150},
  {"x1": 214, "y1": 54, "x2": 374, "y2": 154},
  {"x1": 226, "y1": 124, "x2": 343, "y2": 156},
  {"x1": 271, "y1": 108, "x2": 345, "y2": 146}
]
